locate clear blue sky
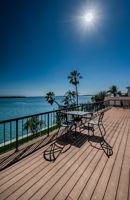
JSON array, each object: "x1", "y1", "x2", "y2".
[{"x1": 0, "y1": 0, "x2": 130, "y2": 96}]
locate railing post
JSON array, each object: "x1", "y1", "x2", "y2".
[
  {"x1": 47, "y1": 113, "x2": 49, "y2": 136},
  {"x1": 3, "y1": 123, "x2": 5, "y2": 152},
  {"x1": 16, "y1": 120, "x2": 19, "y2": 152},
  {"x1": 81, "y1": 105, "x2": 83, "y2": 111}
]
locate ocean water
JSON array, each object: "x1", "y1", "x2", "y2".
[
  {"x1": 0, "y1": 96, "x2": 92, "y2": 144},
  {"x1": 0, "y1": 96, "x2": 92, "y2": 121}
]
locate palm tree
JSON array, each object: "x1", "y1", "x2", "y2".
[
  {"x1": 62, "y1": 95, "x2": 70, "y2": 106},
  {"x1": 62, "y1": 90, "x2": 76, "y2": 106},
  {"x1": 91, "y1": 91, "x2": 107, "y2": 102},
  {"x1": 45, "y1": 92, "x2": 59, "y2": 106},
  {"x1": 117, "y1": 91, "x2": 122, "y2": 96},
  {"x1": 24, "y1": 116, "x2": 45, "y2": 136},
  {"x1": 107, "y1": 85, "x2": 120, "y2": 97},
  {"x1": 68, "y1": 70, "x2": 82, "y2": 105}
]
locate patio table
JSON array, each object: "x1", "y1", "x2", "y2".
[
  {"x1": 60, "y1": 110, "x2": 93, "y2": 132},
  {"x1": 62, "y1": 111, "x2": 92, "y2": 116}
]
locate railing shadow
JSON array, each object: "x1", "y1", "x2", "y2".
[
  {"x1": 0, "y1": 133, "x2": 58, "y2": 171},
  {"x1": 43, "y1": 131, "x2": 90, "y2": 162},
  {"x1": 0, "y1": 131, "x2": 113, "y2": 171}
]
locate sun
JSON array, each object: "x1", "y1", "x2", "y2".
[
  {"x1": 84, "y1": 12, "x2": 94, "y2": 22},
  {"x1": 76, "y1": 3, "x2": 102, "y2": 34}
]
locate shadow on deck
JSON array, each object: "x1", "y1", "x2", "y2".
[
  {"x1": 0, "y1": 108, "x2": 130, "y2": 200},
  {"x1": 43, "y1": 131, "x2": 113, "y2": 162},
  {"x1": 0, "y1": 133, "x2": 57, "y2": 171},
  {"x1": 0, "y1": 128, "x2": 113, "y2": 171}
]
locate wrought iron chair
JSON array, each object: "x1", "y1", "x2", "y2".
[
  {"x1": 79, "y1": 112, "x2": 93, "y2": 131},
  {"x1": 82, "y1": 113, "x2": 93, "y2": 123},
  {"x1": 88, "y1": 111, "x2": 106, "y2": 137},
  {"x1": 56, "y1": 112, "x2": 74, "y2": 140}
]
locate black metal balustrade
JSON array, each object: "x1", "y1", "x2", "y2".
[{"x1": 0, "y1": 101, "x2": 109, "y2": 154}]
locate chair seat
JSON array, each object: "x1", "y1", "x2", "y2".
[
  {"x1": 88, "y1": 120, "x2": 102, "y2": 125},
  {"x1": 61, "y1": 120, "x2": 74, "y2": 127}
]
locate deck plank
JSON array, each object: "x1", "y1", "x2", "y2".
[
  {"x1": 51, "y1": 114, "x2": 118, "y2": 200},
  {"x1": 115, "y1": 121, "x2": 130, "y2": 200},
  {"x1": 29, "y1": 110, "x2": 114, "y2": 200},
  {"x1": 1, "y1": 145, "x2": 77, "y2": 200},
  {"x1": 0, "y1": 108, "x2": 130, "y2": 200},
  {"x1": 85, "y1": 111, "x2": 129, "y2": 199},
  {"x1": 90, "y1": 110, "x2": 129, "y2": 200},
  {"x1": 19, "y1": 140, "x2": 91, "y2": 200},
  {"x1": 69, "y1": 110, "x2": 128, "y2": 200},
  {"x1": 102, "y1": 114, "x2": 130, "y2": 200}
]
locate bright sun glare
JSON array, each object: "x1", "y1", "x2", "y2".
[
  {"x1": 84, "y1": 12, "x2": 94, "y2": 22},
  {"x1": 76, "y1": 3, "x2": 102, "y2": 33}
]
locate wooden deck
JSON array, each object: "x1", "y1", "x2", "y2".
[{"x1": 0, "y1": 108, "x2": 130, "y2": 200}]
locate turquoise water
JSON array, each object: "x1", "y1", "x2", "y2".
[
  {"x1": 0, "y1": 96, "x2": 91, "y2": 144},
  {"x1": 0, "y1": 96, "x2": 91, "y2": 121}
]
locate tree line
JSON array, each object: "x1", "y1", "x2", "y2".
[
  {"x1": 24, "y1": 70, "x2": 126, "y2": 135},
  {"x1": 91, "y1": 85, "x2": 125, "y2": 102},
  {"x1": 45, "y1": 70, "x2": 82, "y2": 108}
]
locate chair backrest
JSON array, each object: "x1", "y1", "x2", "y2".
[
  {"x1": 56, "y1": 112, "x2": 67, "y2": 126},
  {"x1": 98, "y1": 112, "x2": 104, "y2": 123}
]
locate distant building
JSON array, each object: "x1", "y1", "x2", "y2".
[
  {"x1": 126, "y1": 86, "x2": 130, "y2": 97},
  {"x1": 104, "y1": 86, "x2": 130, "y2": 108}
]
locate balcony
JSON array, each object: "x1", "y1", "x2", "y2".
[{"x1": 0, "y1": 107, "x2": 130, "y2": 200}]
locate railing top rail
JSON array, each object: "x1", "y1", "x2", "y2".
[{"x1": 0, "y1": 101, "x2": 106, "y2": 124}]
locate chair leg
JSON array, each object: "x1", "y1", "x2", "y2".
[
  {"x1": 91, "y1": 124, "x2": 95, "y2": 136},
  {"x1": 98, "y1": 125, "x2": 104, "y2": 137},
  {"x1": 74, "y1": 123, "x2": 77, "y2": 133},
  {"x1": 61, "y1": 126, "x2": 68, "y2": 141},
  {"x1": 64, "y1": 125, "x2": 73, "y2": 141},
  {"x1": 60, "y1": 127, "x2": 66, "y2": 137},
  {"x1": 88, "y1": 123, "x2": 95, "y2": 136},
  {"x1": 101, "y1": 124, "x2": 106, "y2": 136},
  {"x1": 88, "y1": 123, "x2": 90, "y2": 135}
]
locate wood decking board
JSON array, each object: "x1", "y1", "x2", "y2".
[
  {"x1": 44, "y1": 111, "x2": 120, "y2": 200},
  {"x1": 22, "y1": 110, "x2": 115, "y2": 200},
  {"x1": 0, "y1": 141, "x2": 51, "y2": 178},
  {"x1": 67, "y1": 110, "x2": 127, "y2": 200},
  {"x1": 0, "y1": 129, "x2": 59, "y2": 173},
  {"x1": 0, "y1": 108, "x2": 129, "y2": 200},
  {"x1": 128, "y1": 172, "x2": 130, "y2": 200},
  {"x1": 0, "y1": 142, "x2": 80, "y2": 199},
  {"x1": 114, "y1": 122, "x2": 130, "y2": 200},
  {"x1": 102, "y1": 115, "x2": 130, "y2": 200},
  {"x1": 90, "y1": 110, "x2": 130, "y2": 200},
  {"x1": 18, "y1": 137, "x2": 92, "y2": 200},
  {"x1": 9, "y1": 114, "x2": 112, "y2": 200},
  {"x1": 12, "y1": 136, "x2": 92, "y2": 200},
  {"x1": 79, "y1": 111, "x2": 129, "y2": 200}
]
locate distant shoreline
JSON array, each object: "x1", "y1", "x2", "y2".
[
  {"x1": 0, "y1": 95, "x2": 93, "y2": 99},
  {"x1": 0, "y1": 96, "x2": 26, "y2": 98}
]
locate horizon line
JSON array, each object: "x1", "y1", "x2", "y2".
[{"x1": 0, "y1": 94, "x2": 94, "y2": 98}]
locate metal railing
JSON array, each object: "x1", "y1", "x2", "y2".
[
  {"x1": 104, "y1": 99, "x2": 130, "y2": 108},
  {"x1": 0, "y1": 101, "x2": 109, "y2": 154}
]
